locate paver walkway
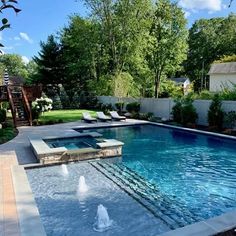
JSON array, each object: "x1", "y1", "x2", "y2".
[{"x1": 0, "y1": 152, "x2": 20, "y2": 236}]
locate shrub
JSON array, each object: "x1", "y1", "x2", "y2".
[
  {"x1": 0, "y1": 108, "x2": 6, "y2": 123},
  {"x1": 208, "y1": 94, "x2": 224, "y2": 130},
  {"x1": 32, "y1": 107, "x2": 40, "y2": 120},
  {"x1": 126, "y1": 102, "x2": 140, "y2": 113},
  {"x1": 172, "y1": 97, "x2": 198, "y2": 126},
  {"x1": 139, "y1": 112, "x2": 153, "y2": 121},
  {"x1": 101, "y1": 103, "x2": 113, "y2": 114},
  {"x1": 115, "y1": 102, "x2": 124, "y2": 113},
  {"x1": 52, "y1": 94, "x2": 63, "y2": 110}
]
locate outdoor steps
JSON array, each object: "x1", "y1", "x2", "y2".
[{"x1": 90, "y1": 161, "x2": 202, "y2": 230}]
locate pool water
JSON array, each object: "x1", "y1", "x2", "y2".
[
  {"x1": 82, "y1": 124, "x2": 236, "y2": 220},
  {"x1": 27, "y1": 162, "x2": 169, "y2": 236},
  {"x1": 44, "y1": 136, "x2": 96, "y2": 150}
]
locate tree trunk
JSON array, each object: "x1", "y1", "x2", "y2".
[{"x1": 154, "y1": 70, "x2": 161, "y2": 98}]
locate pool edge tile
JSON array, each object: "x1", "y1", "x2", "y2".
[{"x1": 158, "y1": 221, "x2": 217, "y2": 236}]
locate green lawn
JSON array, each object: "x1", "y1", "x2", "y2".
[{"x1": 38, "y1": 109, "x2": 97, "y2": 123}]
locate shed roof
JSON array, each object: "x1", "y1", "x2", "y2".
[
  {"x1": 169, "y1": 77, "x2": 189, "y2": 84},
  {"x1": 208, "y1": 62, "x2": 236, "y2": 75}
]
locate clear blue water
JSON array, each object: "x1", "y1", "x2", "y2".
[
  {"x1": 44, "y1": 136, "x2": 96, "y2": 150},
  {"x1": 27, "y1": 124, "x2": 236, "y2": 235},
  {"x1": 81, "y1": 124, "x2": 236, "y2": 220},
  {"x1": 27, "y1": 162, "x2": 169, "y2": 236}
]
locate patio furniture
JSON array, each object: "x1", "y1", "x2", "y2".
[
  {"x1": 110, "y1": 111, "x2": 126, "y2": 121},
  {"x1": 96, "y1": 112, "x2": 112, "y2": 121},
  {"x1": 82, "y1": 112, "x2": 97, "y2": 123}
]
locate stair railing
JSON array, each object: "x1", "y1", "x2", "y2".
[
  {"x1": 21, "y1": 86, "x2": 32, "y2": 126},
  {"x1": 6, "y1": 86, "x2": 17, "y2": 127}
]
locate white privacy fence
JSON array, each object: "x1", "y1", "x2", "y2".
[{"x1": 97, "y1": 96, "x2": 236, "y2": 126}]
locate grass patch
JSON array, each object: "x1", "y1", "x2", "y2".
[{"x1": 38, "y1": 109, "x2": 97, "y2": 124}]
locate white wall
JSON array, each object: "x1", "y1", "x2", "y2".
[
  {"x1": 97, "y1": 96, "x2": 236, "y2": 126},
  {"x1": 209, "y1": 74, "x2": 236, "y2": 92}
]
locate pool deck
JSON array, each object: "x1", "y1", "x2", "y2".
[{"x1": 1, "y1": 119, "x2": 236, "y2": 236}]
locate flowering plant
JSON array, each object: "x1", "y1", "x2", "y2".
[{"x1": 32, "y1": 96, "x2": 53, "y2": 117}]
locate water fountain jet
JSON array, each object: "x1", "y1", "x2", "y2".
[
  {"x1": 61, "y1": 164, "x2": 69, "y2": 176},
  {"x1": 77, "y1": 176, "x2": 88, "y2": 195},
  {"x1": 93, "y1": 204, "x2": 113, "y2": 232}
]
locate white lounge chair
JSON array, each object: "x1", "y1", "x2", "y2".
[
  {"x1": 82, "y1": 112, "x2": 97, "y2": 123},
  {"x1": 96, "y1": 112, "x2": 112, "y2": 121},
  {"x1": 110, "y1": 111, "x2": 126, "y2": 121}
]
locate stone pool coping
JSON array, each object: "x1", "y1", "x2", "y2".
[{"x1": 11, "y1": 165, "x2": 46, "y2": 236}]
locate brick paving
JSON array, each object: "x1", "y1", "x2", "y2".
[{"x1": 0, "y1": 152, "x2": 20, "y2": 236}]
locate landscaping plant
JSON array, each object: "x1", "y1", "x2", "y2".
[
  {"x1": 126, "y1": 102, "x2": 140, "y2": 113},
  {"x1": 115, "y1": 102, "x2": 124, "y2": 113},
  {"x1": 208, "y1": 94, "x2": 224, "y2": 130},
  {"x1": 172, "y1": 97, "x2": 198, "y2": 126},
  {"x1": 0, "y1": 108, "x2": 6, "y2": 123}
]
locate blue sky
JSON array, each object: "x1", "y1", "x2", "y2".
[{"x1": 0, "y1": 0, "x2": 235, "y2": 63}]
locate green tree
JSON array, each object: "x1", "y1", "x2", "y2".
[
  {"x1": 147, "y1": 0, "x2": 188, "y2": 98},
  {"x1": 33, "y1": 35, "x2": 65, "y2": 88},
  {"x1": 60, "y1": 16, "x2": 101, "y2": 102},
  {"x1": 84, "y1": 0, "x2": 152, "y2": 95},
  {"x1": 0, "y1": 54, "x2": 28, "y2": 78},
  {"x1": 185, "y1": 14, "x2": 236, "y2": 91},
  {"x1": 25, "y1": 60, "x2": 39, "y2": 85}
]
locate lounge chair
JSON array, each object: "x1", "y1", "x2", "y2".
[
  {"x1": 110, "y1": 111, "x2": 126, "y2": 121},
  {"x1": 96, "y1": 112, "x2": 112, "y2": 121},
  {"x1": 82, "y1": 112, "x2": 97, "y2": 123}
]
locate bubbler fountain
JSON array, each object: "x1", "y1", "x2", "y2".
[
  {"x1": 61, "y1": 164, "x2": 69, "y2": 176},
  {"x1": 77, "y1": 176, "x2": 89, "y2": 195},
  {"x1": 93, "y1": 204, "x2": 113, "y2": 232}
]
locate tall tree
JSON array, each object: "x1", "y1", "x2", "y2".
[
  {"x1": 60, "y1": 16, "x2": 100, "y2": 100},
  {"x1": 147, "y1": 0, "x2": 188, "y2": 98},
  {"x1": 0, "y1": 54, "x2": 28, "y2": 78},
  {"x1": 185, "y1": 14, "x2": 236, "y2": 91},
  {"x1": 33, "y1": 35, "x2": 65, "y2": 86}
]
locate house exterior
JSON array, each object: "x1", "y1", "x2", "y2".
[
  {"x1": 169, "y1": 77, "x2": 191, "y2": 95},
  {"x1": 208, "y1": 62, "x2": 236, "y2": 92}
]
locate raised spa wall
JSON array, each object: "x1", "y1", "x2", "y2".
[{"x1": 29, "y1": 132, "x2": 124, "y2": 164}]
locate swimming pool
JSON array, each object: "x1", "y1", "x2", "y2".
[
  {"x1": 44, "y1": 136, "x2": 96, "y2": 150},
  {"x1": 79, "y1": 124, "x2": 236, "y2": 220},
  {"x1": 27, "y1": 124, "x2": 236, "y2": 235}
]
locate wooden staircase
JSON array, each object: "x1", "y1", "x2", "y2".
[{"x1": 7, "y1": 86, "x2": 32, "y2": 127}]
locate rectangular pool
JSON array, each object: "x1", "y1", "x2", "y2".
[
  {"x1": 78, "y1": 124, "x2": 236, "y2": 220},
  {"x1": 27, "y1": 124, "x2": 236, "y2": 235}
]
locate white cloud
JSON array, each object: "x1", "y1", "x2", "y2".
[
  {"x1": 179, "y1": 0, "x2": 222, "y2": 12},
  {"x1": 14, "y1": 36, "x2": 20, "y2": 41},
  {"x1": 19, "y1": 32, "x2": 33, "y2": 44},
  {"x1": 22, "y1": 56, "x2": 30, "y2": 64},
  {"x1": 184, "y1": 11, "x2": 191, "y2": 18}
]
